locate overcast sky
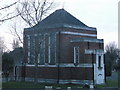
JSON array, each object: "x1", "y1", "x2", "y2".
[{"x1": 0, "y1": 0, "x2": 119, "y2": 50}]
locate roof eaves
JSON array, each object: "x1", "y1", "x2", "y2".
[
  {"x1": 63, "y1": 24, "x2": 96, "y2": 31},
  {"x1": 70, "y1": 38, "x2": 103, "y2": 43}
]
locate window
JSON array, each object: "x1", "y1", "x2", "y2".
[
  {"x1": 45, "y1": 34, "x2": 49, "y2": 64},
  {"x1": 99, "y1": 43, "x2": 101, "y2": 49},
  {"x1": 38, "y1": 53, "x2": 40, "y2": 63},
  {"x1": 48, "y1": 35, "x2": 51, "y2": 64},
  {"x1": 29, "y1": 36, "x2": 35, "y2": 64},
  {"x1": 74, "y1": 46, "x2": 80, "y2": 64},
  {"x1": 87, "y1": 42, "x2": 90, "y2": 49},
  {"x1": 27, "y1": 35, "x2": 30, "y2": 64},
  {"x1": 39, "y1": 34, "x2": 45, "y2": 65},
  {"x1": 28, "y1": 52, "x2": 30, "y2": 63},
  {"x1": 91, "y1": 53, "x2": 94, "y2": 63},
  {"x1": 98, "y1": 55, "x2": 102, "y2": 69}
]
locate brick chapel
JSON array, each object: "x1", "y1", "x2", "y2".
[{"x1": 18, "y1": 9, "x2": 105, "y2": 85}]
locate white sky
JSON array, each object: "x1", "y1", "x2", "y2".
[{"x1": 0, "y1": 0, "x2": 119, "y2": 50}]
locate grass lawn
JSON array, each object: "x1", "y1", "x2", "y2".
[
  {"x1": 2, "y1": 81, "x2": 82, "y2": 88},
  {"x1": 2, "y1": 79, "x2": 118, "y2": 88},
  {"x1": 95, "y1": 79, "x2": 118, "y2": 88}
]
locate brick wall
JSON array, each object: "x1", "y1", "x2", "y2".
[
  {"x1": 18, "y1": 66, "x2": 93, "y2": 80},
  {"x1": 22, "y1": 27, "x2": 103, "y2": 83}
]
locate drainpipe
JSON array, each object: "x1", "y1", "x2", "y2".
[
  {"x1": 92, "y1": 53, "x2": 94, "y2": 87},
  {"x1": 22, "y1": 35, "x2": 26, "y2": 82},
  {"x1": 57, "y1": 32, "x2": 60, "y2": 84},
  {"x1": 21, "y1": 61, "x2": 26, "y2": 82},
  {"x1": 104, "y1": 54, "x2": 106, "y2": 83},
  {"x1": 14, "y1": 65, "x2": 17, "y2": 81}
]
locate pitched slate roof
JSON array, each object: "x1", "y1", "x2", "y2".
[{"x1": 25, "y1": 9, "x2": 96, "y2": 31}]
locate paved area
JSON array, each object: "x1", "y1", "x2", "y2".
[{"x1": 106, "y1": 71, "x2": 118, "y2": 81}]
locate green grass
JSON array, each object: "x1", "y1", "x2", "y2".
[
  {"x1": 2, "y1": 79, "x2": 119, "y2": 88},
  {"x1": 3, "y1": 81, "x2": 44, "y2": 88},
  {"x1": 2, "y1": 81, "x2": 82, "y2": 88},
  {"x1": 95, "y1": 79, "x2": 118, "y2": 88}
]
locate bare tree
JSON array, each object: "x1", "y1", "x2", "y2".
[
  {"x1": 105, "y1": 42, "x2": 117, "y2": 54},
  {"x1": 15, "y1": 0, "x2": 55, "y2": 83},
  {"x1": 0, "y1": 37, "x2": 5, "y2": 53},
  {"x1": 16, "y1": 0, "x2": 54, "y2": 27},
  {"x1": 105, "y1": 42, "x2": 118, "y2": 76},
  {"x1": 0, "y1": 0, "x2": 55, "y2": 44},
  {"x1": 0, "y1": 1, "x2": 55, "y2": 83},
  {"x1": 0, "y1": 37, "x2": 5, "y2": 74},
  {"x1": 10, "y1": 22, "x2": 23, "y2": 44},
  {"x1": 8, "y1": 0, "x2": 55, "y2": 46},
  {"x1": 12, "y1": 39, "x2": 20, "y2": 50}
]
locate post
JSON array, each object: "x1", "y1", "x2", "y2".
[
  {"x1": 45, "y1": 86, "x2": 52, "y2": 90},
  {"x1": 67, "y1": 87, "x2": 71, "y2": 90},
  {"x1": 118, "y1": 51, "x2": 120, "y2": 88}
]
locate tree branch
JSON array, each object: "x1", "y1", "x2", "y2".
[
  {"x1": 0, "y1": 14, "x2": 20, "y2": 22},
  {"x1": 0, "y1": 1, "x2": 19, "y2": 11}
]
